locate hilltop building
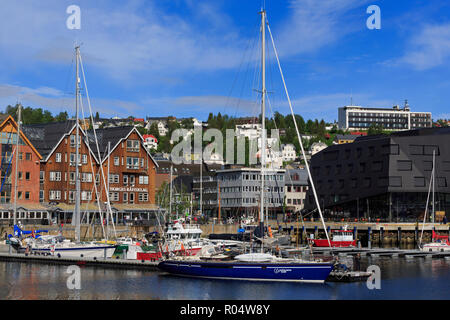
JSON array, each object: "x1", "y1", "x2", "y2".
[{"x1": 338, "y1": 101, "x2": 432, "y2": 131}]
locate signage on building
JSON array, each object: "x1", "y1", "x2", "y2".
[{"x1": 110, "y1": 187, "x2": 148, "y2": 192}]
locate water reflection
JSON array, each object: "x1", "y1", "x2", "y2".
[{"x1": 0, "y1": 258, "x2": 449, "y2": 300}]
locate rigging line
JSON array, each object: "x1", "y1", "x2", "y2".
[
  {"x1": 266, "y1": 18, "x2": 333, "y2": 251},
  {"x1": 233, "y1": 19, "x2": 260, "y2": 119},
  {"x1": 228, "y1": 17, "x2": 260, "y2": 117},
  {"x1": 419, "y1": 167, "x2": 434, "y2": 248},
  {"x1": 79, "y1": 52, "x2": 117, "y2": 238},
  {"x1": 79, "y1": 91, "x2": 106, "y2": 240}
]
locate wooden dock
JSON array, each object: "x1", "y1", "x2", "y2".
[
  {"x1": 285, "y1": 246, "x2": 450, "y2": 260},
  {"x1": 0, "y1": 252, "x2": 159, "y2": 270}
]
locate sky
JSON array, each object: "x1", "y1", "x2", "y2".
[{"x1": 1, "y1": 0, "x2": 450, "y2": 122}]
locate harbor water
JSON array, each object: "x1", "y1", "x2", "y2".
[{"x1": 0, "y1": 255, "x2": 449, "y2": 300}]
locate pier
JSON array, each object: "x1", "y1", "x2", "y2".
[{"x1": 0, "y1": 251, "x2": 159, "y2": 270}]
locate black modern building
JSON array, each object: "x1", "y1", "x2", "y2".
[{"x1": 305, "y1": 127, "x2": 450, "y2": 222}]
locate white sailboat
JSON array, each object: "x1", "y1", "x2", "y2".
[
  {"x1": 28, "y1": 45, "x2": 116, "y2": 259},
  {"x1": 419, "y1": 150, "x2": 450, "y2": 252}
]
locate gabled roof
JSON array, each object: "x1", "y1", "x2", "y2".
[
  {"x1": 0, "y1": 115, "x2": 43, "y2": 160},
  {"x1": 23, "y1": 120, "x2": 100, "y2": 163},
  {"x1": 87, "y1": 126, "x2": 159, "y2": 167},
  {"x1": 22, "y1": 120, "x2": 76, "y2": 160}
]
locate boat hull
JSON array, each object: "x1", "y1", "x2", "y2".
[
  {"x1": 31, "y1": 246, "x2": 117, "y2": 258},
  {"x1": 158, "y1": 260, "x2": 334, "y2": 283},
  {"x1": 137, "y1": 247, "x2": 202, "y2": 261},
  {"x1": 421, "y1": 244, "x2": 450, "y2": 252},
  {"x1": 310, "y1": 239, "x2": 356, "y2": 248}
]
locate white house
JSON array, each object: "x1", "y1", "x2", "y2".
[
  {"x1": 236, "y1": 123, "x2": 261, "y2": 140},
  {"x1": 281, "y1": 144, "x2": 296, "y2": 162},
  {"x1": 143, "y1": 134, "x2": 158, "y2": 150},
  {"x1": 158, "y1": 122, "x2": 168, "y2": 136},
  {"x1": 310, "y1": 142, "x2": 328, "y2": 155}
]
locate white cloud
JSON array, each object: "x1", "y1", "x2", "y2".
[
  {"x1": 273, "y1": 0, "x2": 371, "y2": 57},
  {"x1": 398, "y1": 23, "x2": 450, "y2": 70}
]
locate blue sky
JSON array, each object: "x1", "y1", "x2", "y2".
[{"x1": 1, "y1": 0, "x2": 450, "y2": 122}]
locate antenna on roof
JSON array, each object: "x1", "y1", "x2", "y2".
[{"x1": 350, "y1": 88, "x2": 353, "y2": 106}]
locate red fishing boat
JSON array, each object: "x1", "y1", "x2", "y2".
[{"x1": 309, "y1": 226, "x2": 356, "y2": 248}]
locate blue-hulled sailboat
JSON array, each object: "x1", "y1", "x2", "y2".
[{"x1": 158, "y1": 9, "x2": 335, "y2": 283}]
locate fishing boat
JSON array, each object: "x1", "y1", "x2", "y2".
[
  {"x1": 158, "y1": 9, "x2": 335, "y2": 282},
  {"x1": 421, "y1": 230, "x2": 450, "y2": 252},
  {"x1": 309, "y1": 226, "x2": 356, "y2": 248}
]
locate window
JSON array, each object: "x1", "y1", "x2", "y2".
[
  {"x1": 127, "y1": 140, "x2": 139, "y2": 152},
  {"x1": 397, "y1": 160, "x2": 411, "y2": 171},
  {"x1": 139, "y1": 175, "x2": 149, "y2": 185},
  {"x1": 414, "y1": 177, "x2": 425, "y2": 187},
  {"x1": 423, "y1": 161, "x2": 433, "y2": 171},
  {"x1": 25, "y1": 192, "x2": 30, "y2": 200},
  {"x1": 389, "y1": 176, "x2": 402, "y2": 187},
  {"x1": 359, "y1": 162, "x2": 366, "y2": 173},
  {"x1": 363, "y1": 178, "x2": 371, "y2": 188},
  {"x1": 424, "y1": 145, "x2": 439, "y2": 156},
  {"x1": 409, "y1": 145, "x2": 424, "y2": 155},
  {"x1": 114, "y1": 157, "x2": 119, "y2": 166},
  {"x1": 384, "y1": 144, "x2": 399, "y2": 155},
  {"x1": 49, "y1": 172, "x2": 61, "y2": 181},
  {"x1": 443, "y1": 161, "x2": 450, "y2": 172},
  {"x1": 129, "y1": 193, "x2": 135, "y2": 204},
  {"x1": 49, "y1": 190, "x2": 61, "y2": 200},
  {"x1": 18, "y1": 191, "x2": 22, "y2": 199},
  {"x1": 123, "y1": 175, "x2": 128, "y2": 185},
  {"x1": 109, "y1": 192, "x2": 119, "y2": 202},
  {"x1": 70, "y1": 135, "x2": 81, "y2": 147},
  {"x1": 25, "y1": 153, "x2": 31, "y2": 160},
  {"x1": 56, "y1": 153, "x2": 62, "y2": 163},
  {"x1": 123, "y1": 192, "x2": 128, "y2": 203},
  {"x1": 25, "y1": 172, "x2": 30, "y2": 180},
  {"x1": 437, "y1": 177, "x2": 447, "y2": 188},
  {"x1": 82, "y1": 154, "x2": 88, "y2": 164},
  {"x1": 81, "y1": 173, "x2": 92, "y2": 182},
  {"x1": 109, "y1": 174, "x2": 119, "y2": 184},
  {"x1": 81, "y1": 191, "x2": 92, "y2": 201},
  {"x1": 126, "y1": 157, "x2": 140, "y2": 169},
  {"x1": 347, "y1": 163, "x2": 354, "y2": 173},
  {"x1": 19, "y1": 152, "x2": 23, "y2": 160},
  {"x1": 130, "y1": 175, "x2": 135, "y2": 185},
  {"x1": 18, "y1": 172, "x2": 22, "y2": 180},
  {"x1": 40, "y1": 171, "x2": 44, "y2": 182},
  {"x1": 69, "y1": 172, "x2": 76, "y2": 184},
  {"x1": 378, "y1": 177, "x2": 388, "y2": 187}
]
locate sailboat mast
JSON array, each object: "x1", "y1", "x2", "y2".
[
  {"x1": 13, "y1": 103, "x2": 22, "y2": 226},
  {"x1": 432, "y1": 150, "x2": 435, "y2": 223},
  {"x1": 75, "y1": 45, "x2": 81, "y2": 242},
  {"x1": 200, "y1": 159, "x2": 202, "y2": 215},
  {"x1": 169, "y1": 165, "x2": 173, "y2": 222},
  {"x1": 259, "y1": 9, "x2": 266, "y2": 253}
]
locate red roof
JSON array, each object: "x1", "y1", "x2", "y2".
[
  {"x1": 350, "y1": 131, "x2": 367, "y2": 136},
  {"x1": 134, "y1": 118, "x2": 145, "y2": 122},
  {"x1": 143, "y1": 134, "x2": 158, "y2": 142}
]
